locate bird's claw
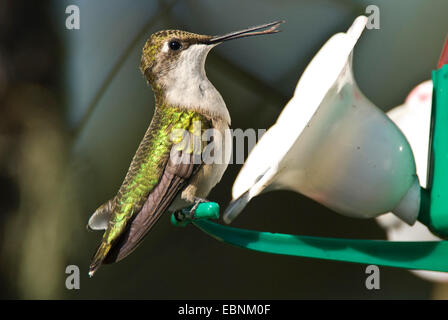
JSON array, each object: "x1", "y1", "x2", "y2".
[
  {"x1": 188, "y1": 197, "x2": 208, "y2": 219},
  {"x1": 173, "y1": 197, "x2": 209, "y2": 223}
]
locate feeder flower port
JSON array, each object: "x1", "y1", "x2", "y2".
[{"x1": 173, "y1": 15, "x2": 448, "y2": 274}]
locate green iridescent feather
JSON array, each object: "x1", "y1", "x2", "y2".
[{"x1": 102, "y1": 105, "x2": 210, "y2": 246}]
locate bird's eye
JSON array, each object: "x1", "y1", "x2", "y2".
[{"x1": 169, "y1": 40, "x2": 181, "y2": 51}]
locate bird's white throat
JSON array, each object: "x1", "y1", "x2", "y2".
[{"x1": 161, "y1": 43, "x2": 231, "y2": 124}]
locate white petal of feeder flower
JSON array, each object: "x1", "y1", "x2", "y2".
[{"x1": 225, "y1": 16, "x2": 420, "y2": 228}]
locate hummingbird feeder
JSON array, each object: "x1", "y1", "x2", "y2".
[{"x1": 172, "y1": 16, "x2": 448, "y2": 273}]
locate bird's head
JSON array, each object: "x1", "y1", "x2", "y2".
[{"x1": 140, "y1": 21, "x2": 284, "y2": 90}]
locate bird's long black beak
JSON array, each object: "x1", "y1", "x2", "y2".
[{"x1": 207, "y1": 20, "x2": 285, "y2": 44}]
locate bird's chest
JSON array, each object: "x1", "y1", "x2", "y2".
[
  {"x1": 177, "y1": 118, "x2": 231, "y2": 203},
  {"x1": 162, "y1": 69, "x2": 230, "y2": 124},
  {"x1": 166, "y1": 77, "x2": 223, "y2": 109}
]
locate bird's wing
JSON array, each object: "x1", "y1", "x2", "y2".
[
  {"x1": 89, "y1": 107, "x2": 210, "y2": 275},
  {"x1": 104, "y1": 151, "x2": 201, "y2": 264}
]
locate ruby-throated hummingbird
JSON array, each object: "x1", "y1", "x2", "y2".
[{"x1": 87, "y1": 21, "x2": 284, "y2": 277}]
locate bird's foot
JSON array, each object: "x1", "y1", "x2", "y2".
[
  {"x1": 188, "y1": 197, "x2": 209, "y2": 219},
  {"x1": 172, "y1": 197, "x2": 209, "y2": 223}
]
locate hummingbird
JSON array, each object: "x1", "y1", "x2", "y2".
[{"x1": 87, "y1": 20, "x2": 284, "y2": 277}]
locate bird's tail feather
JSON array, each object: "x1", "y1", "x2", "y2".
[{"x1": 89, "y1": 242, "x2": 112, "y2": 277}]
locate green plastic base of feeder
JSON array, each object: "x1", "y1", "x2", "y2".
[
  {"x1": 417, "y1": 65, "x2": 448, "y2": 238},
  {"x1": 170, "y1": 202, "x2": 220, "y2": 227},
  {"x1": 171, "y1": 201, "x2": 448, "y2": 272}
]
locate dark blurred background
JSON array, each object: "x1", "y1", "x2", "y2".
[{"x1": 1, "y1": 0, "x2": 448, "y2": 299}]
